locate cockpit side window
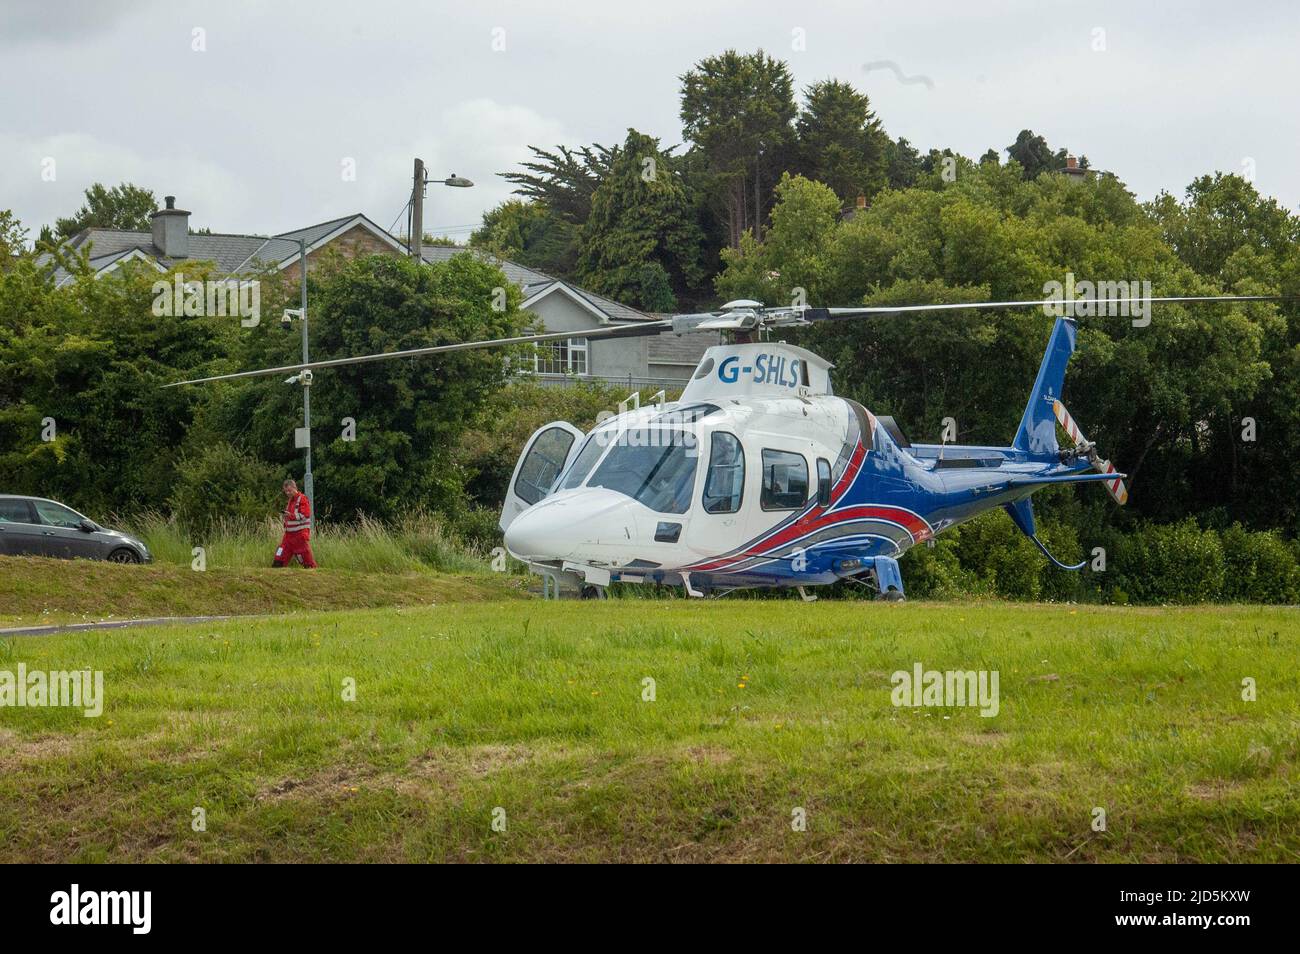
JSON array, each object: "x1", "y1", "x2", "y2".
[
  {"x1": 560, "y1": 434, "x2": 607, "y2": 490},
  {"x1": 702, "y1": 432, "x2": 744, "y2": 514},
  {"x1": 760, "y1": 449, "x2": 809, "y2": 511},
  {"x1": 515, "y1": 427, "x2": 577, "y2": 504}
]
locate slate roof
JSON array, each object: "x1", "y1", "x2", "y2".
[{"x1": 38, "y1": 211, "x2": 718, "y2": 370}]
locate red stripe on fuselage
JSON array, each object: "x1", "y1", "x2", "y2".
[{"x1": 688, "y1": 505, "x2": 928, "y2": 572}]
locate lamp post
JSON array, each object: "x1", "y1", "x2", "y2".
[
  {"x1": 409, "y1": 158, "x2": 474, "y2": 260},
  {"x1": 283, "y1": 237, "x2": 313, "y2": 516}
]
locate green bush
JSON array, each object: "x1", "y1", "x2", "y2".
[
  {"x1": 1034, "y1": 519, "x2": 1085, "y2": 602},
  {"x1": 1114, "y1": 519, "x2": 1225, "y2": 604},
  {"x1": 166, "y1": 442, "x2": 283, "y2": 537},
  {"x1": 1220, "y1": 523, "x2": 1300, "y2": 603},
  {"x1": 955, "y1": 509, "x2": 1043, "y2": 600},
  {"x1": 900, "y1": 530, "x2": 983, "y2": 599}
]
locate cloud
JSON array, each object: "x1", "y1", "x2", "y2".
[
  {"x1": 0, "y1": 132, "x2": 248, "y2": 240},
  {"x1": 0, "y1": 0, "x2": 153, "y2": 48}
]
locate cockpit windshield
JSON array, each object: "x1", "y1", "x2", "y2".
[
  {"x1": 585, "y1": 428, "x2": 698, "y2": 514},
  {"x1": 559, "y1": 435, "x2": 607, "y2": 490}
]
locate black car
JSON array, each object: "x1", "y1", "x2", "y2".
[{"x1": 0, "y1": 495, "x2": 151, "y2": 563}]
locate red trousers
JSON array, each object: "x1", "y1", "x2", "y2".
[{"x1": 273, "y1": 531, "x2": 317, "y2": 568}]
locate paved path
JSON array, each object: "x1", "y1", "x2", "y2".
[{"x1": 0, "y1": 615, "x2": 251, "y2": 637}]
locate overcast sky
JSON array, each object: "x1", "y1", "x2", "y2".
[{"x1": 3, "y1": 0, "x2": 1296, "y2": 243}]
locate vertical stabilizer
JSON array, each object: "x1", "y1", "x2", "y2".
[{"x1": 1013, "y1": 317, "x2": 1077, "y2": 458}]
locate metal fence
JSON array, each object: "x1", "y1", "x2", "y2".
[{"x1": 521, "y1": 373, "x2": 693, "y2": 391}]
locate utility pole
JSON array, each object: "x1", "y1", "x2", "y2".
[
  {"x1": 299, "y1": 237, "x2": 312, "y2": 512},
  {"x1": 410, "y1": 157, "x2": 425, "y2": 260},
  {"x1": 284, "y1": 239, "x2": 313, "y2": 520},
  {"x1": 408, "y1": 159, "x2": 474, "y2": 258}
]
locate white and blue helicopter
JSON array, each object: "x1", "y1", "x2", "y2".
[{"x1": 170, "y1": 292, "x2": 1280, "y2": 600}]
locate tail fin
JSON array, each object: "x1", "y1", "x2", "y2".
[{"x1": 1013, "y1": 317, "x2": 1077, "y2": 458}]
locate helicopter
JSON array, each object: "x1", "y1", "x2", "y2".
[{"x1": 168, "y1": 291, "x2": 1282, "y2": 600}]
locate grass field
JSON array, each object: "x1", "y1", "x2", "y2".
[
  {"x1": 0, "y1": 555, "x2": 522, "y2": 629},
  {"x1": 1, "y1": 599, "x2": 1296, "y2": 862}
]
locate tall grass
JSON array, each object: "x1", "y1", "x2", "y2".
[{"x1": 128, "y1": 508, "x2": 493, "y2": 575}]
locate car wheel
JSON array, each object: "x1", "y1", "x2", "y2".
[{"x1": 108, "y1": 547, "x2": 141, "y2": 564}]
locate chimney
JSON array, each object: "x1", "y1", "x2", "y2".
[
  {"x1": 150, "y1": 195, "x2": 190, "y2": 259},
  {"x1": 1062, "y1": 155, "x2": 1086, "y2": 185}
]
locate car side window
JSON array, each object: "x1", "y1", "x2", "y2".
[
  {"x1": 0, "y1": 499, "x2": 33, "y2": 523},
  {"x1": 702, "y1": 432, "x2": 744, "y2": 514},
  {"x1": 761, "y1": 449, "x2": 809, "y2": 511},
  {"x1": 33, "y1": 500, "x2": 82, "y2": 528}
]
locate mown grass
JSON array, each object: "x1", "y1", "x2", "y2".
[
  {"x1": 0, "y1": 556, "x2": 523, "y2": 629},
  {"x1": 1, "y1": 601, "x2": 1296, "y2": 862}
]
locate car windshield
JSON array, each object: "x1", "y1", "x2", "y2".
[{"x1": 586, "y1": 428, "x2": 698, "y2": 514}]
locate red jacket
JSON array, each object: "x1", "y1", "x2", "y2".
[{"x1": 283, "y1": 492, "x2": 312, "y2": 536}]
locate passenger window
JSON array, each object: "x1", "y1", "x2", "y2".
[
  {"x1": 516, "y1": 427, "x2": 577, "y2": 505},
  {"x1": 702, "y1": 432, "x2": 744, "y2": 514},
  {"x1": 817, "y1": 458, "x2": 832, "y2": 507},
  {"x1": 761, "y1": 450, "x2": 808, "y2": 511},
  {"x1": 33, "y1": 500, "x2": 83, "y2": 528},
  {"x1": 0, "y1": 499, "x2": 33, "y2": 523}
]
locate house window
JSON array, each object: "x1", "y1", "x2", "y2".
[{"x1": 535, "y1": 337, "x2": 588, "y2": 375}]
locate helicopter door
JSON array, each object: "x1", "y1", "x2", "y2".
[{"x1": 499, "y1": 421, "x2": 585, "y2": 532}]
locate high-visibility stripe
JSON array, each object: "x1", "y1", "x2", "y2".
[
  {"x1": 1053, "y1": 399, "x2": 1128, "y2": 505},
  {"x1": 1052, "y1": 399, "x2": 1084, "y2": 446}
]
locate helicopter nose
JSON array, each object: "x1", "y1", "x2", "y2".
[{"x1": 504, "y1": 490, "x2": 639, "y2": 562}]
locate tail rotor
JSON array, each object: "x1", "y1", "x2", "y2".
[{"x1": 1052, "y1": 400, "x2": 1129, "y2": 505}]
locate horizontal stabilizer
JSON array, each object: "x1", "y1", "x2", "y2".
[{"x1": 1006, "y1": 470, "x2": 1126, "y2": 488}]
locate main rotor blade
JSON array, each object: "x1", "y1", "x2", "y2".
[
  {"x1": 811, "y1": 294, "x2": 1287, "y2": 321},
  {"x1": 162, "y1": 292, "x2": 1290, "y2": 388},
  {"x1": 162, "y1": 319, "x2": 671, "y2": 387}
]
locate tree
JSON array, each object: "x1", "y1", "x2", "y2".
[
  {"x1": 715, "y1": 160, "x2": 1288, "y2": 535},
  {"x1": 499, "y1": 144, "x2": 614, "y2": 225},
  {"x1": 795, "y1": 80, "x2": 889, "y2": 204},
  {"x1": 1147, "y1": 173, "x2": 1300, "y2": 279},
  {"x1": 470, "y1": 199, "x2": 578, "y2": 277},
  {"x1": 0, "y1": 210, "x2": 29, "y2": 262},
  {"x1": 0, "y1": 254, "x2": 232, "y2": 515},
  {"x1": 1006, "y1": 129, "x2": 1088, "y2": 180},
  {"x1": 715, "y1": 173, "x2": 842, "y2": 306},
  {"x1": 51, "y1": 182, "x2": 158, "y2": 239},
  {"x1": 1006, "y1": 129, "x2": 1056, "y2": 179},
  {"x1": 193, "y1": 252, "x2": 531, "y2": 520},
  {"x1": 680, "y1": 49, "x2": 797, "y2": 248},
  {"x1": 575, "y1": 129, "x2": 704, "y2": 310},
  {"x1": 885, "y1": 137, "x2": 924, "y2": 189}
]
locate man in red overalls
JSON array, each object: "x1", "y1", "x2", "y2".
[{"x1": 273, "y1": 478, "x2": 317, "y2": 568}]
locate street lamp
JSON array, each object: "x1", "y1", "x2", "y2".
[{"x1": 410, "y1": 159, "x2": 474, "y2": 259}]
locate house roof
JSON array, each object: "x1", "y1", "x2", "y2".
[{"x1": 36, "y1": 210, "x2": 716, "y2": 367}]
